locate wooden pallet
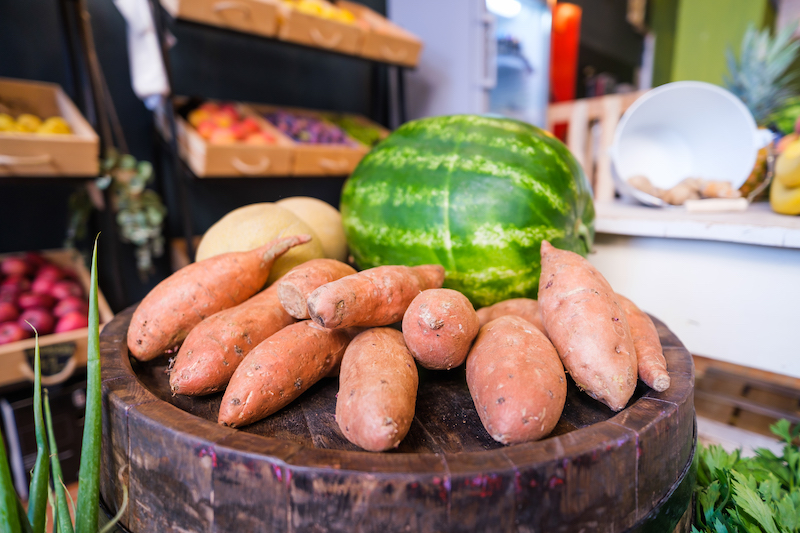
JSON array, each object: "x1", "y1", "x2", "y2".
[{"x1": 694, "y1": 355, "x2": 800, "y2": 452}]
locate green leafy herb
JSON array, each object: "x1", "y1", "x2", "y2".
[
  {"x1": 28, "y1": 330, "x2": 50, "y2": 533},
  {"x1": 693, "y1": 420, "x2": 800, "y2": 533},
  {"x1": 75, "y1": 238, "x2": 102, "y2": 533}
]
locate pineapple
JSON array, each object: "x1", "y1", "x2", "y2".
[{"x1": 725, "y1": 24, "x2": 800, "y2": 198}]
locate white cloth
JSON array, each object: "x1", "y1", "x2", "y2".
[{"x1": 113, "y1": 0, "x2": 171, "y2": 109}]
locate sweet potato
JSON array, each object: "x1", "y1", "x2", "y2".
[
  {"x1": 466, "y1": 315, "x2": 566, "y2": 444},
  {"x1": 276, "y1": 258, "x2": 357, "y2": 319},
  {"x1": 538, "y1": 240, "x2": 637, "y2": 412},
  {"x1": 476, "y1": 298, "x2": 545, "y2": 333},
  {"x1": 402, "y1": 288, "x2": 479, "y2": 370},
  {"x1": 335, "y1": 328, "x2": 418, "y2": 452},
  {"x1": 307, "y1": 264, "x2": 445, "y2": 329},
  {"x1": 218, "y1": 320, "x2": 350, "y2": 427},
  {"x1": 616, "y1": 293, "x2": 670, "y2": 392},
  {"x1": 169, "y1": 283, "x2": 296, "y2": 396},
  {"x1": 128, "y1": 235, "x2": 310, "y2": 361}
]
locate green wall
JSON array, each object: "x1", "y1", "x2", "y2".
[{"x1": 652, "y1": 0, "x2": 772, "y2": 86}]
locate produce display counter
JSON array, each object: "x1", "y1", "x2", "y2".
[
  {"x1": 100, "y1": 306, "x2": 695, "y2": 532},
  {"x1": 590, "y1": 200, "x2": 800, "y2": 379}
]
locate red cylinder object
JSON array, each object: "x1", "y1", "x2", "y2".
[{"x1": 550, "y1": 2, "x2": 582, "y2": 103}]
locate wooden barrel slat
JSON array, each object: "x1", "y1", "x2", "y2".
[{"x1": 100, "y1": 306, "x2": 696, "y2": 532}]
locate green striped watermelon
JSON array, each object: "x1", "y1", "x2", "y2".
[{"x1": 340, "y1": 115, "x2": 595, "y2": 307}]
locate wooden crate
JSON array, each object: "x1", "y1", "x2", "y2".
[
  {"x1": 693, "y1": 355, "x2": 800, "y2": 440},
  {"x1": 0, "y1": 249, "x2": 114, "y2": 389},
  {"x1": 161, "y1": 0, "x2": 280, "y2": 37},
  {"x1": 0, "y1": 78, "x2": 99, "y2": 177},
  {"x1": 175, "y1": 102, "x2": 294, "y2": 177},
  {"x1": 338, "y1": 1, "x2": 422, "y2": 67},
  {"x1": 277, "y1": 3, "x2": 365, "y2": 55},
  {"x1": 250, "y1": 103, "x2": 369, "y2": 176}
]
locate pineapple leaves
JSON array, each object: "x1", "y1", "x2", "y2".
[{"x1": 725, "y1": 24, "x2": 800, "y2": 125}]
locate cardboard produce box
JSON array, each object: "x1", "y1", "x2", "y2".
[
  {"x1": 0, "y1": 249, "x2": 114, "y2": 390},
  {"x1": 277, "y1": 2, "x2": 365, "y2": 55},
  {"x1": 338, "y1": 1, "x2": 422, "y2": 67},
  {"x1": 0, "y1": 78, "x2": 98, "y2": 177},
  {"x1": 160, "y1": 0, "x2": 280, "y2": 37},
  {"x1": 251, "y1": 104, "x2": 370, "y2": 176},
  {"x1": 174, "y1": 100, "x2": 294, "y2": 177}
]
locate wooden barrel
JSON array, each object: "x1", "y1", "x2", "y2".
[{"x1": 100, "y1": 306, "x2": 695, "y2": 533}]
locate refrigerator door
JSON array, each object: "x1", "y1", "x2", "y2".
[
  {"x1": 489, "y1": 0, "x2": 551, "y2": 127},
  {"x1": 388, "y1": 0, "x2": 495, "y2": 119}
]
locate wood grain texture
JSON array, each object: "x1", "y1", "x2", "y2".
[{"x1": 101, "y1": 305, "x2": 695, "y2": 532}]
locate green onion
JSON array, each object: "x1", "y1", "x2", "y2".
[
  {"x1": 0, "y1": 423, "x2": 21, "y2": 532},
  {"x1": 27, "y1": 330, "x2": 51, "y2": 533},
  {"x1": 44, "y1": 390, "x2": 74, "y2": 533},
  {"x1": 75, "y1": 238, "x2": 101, "y2": 533}
]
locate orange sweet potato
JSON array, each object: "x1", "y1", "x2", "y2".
[
  {"x1": 538, "y1": 240, "x2": 637, "y2": 412},
  {"x1": 335, "y1": 328, "x2": 418, "y2": 452},
  {"x1": 476, "y1": 298, "x2": 545, "y2": 333},
  {"x1": 401, "y1": 288, "x2": 479, "y2": 370},
  {"x1": 128, "y1": 235, "x2": 310, "y2": 361},
  {"x1": 616, "y1": 293, "x2": 670, "y2": 392},
  {"x1": 277, "y1": 258, "x2": 356, "y2": 319},
  {"x1": 169, "y1": 283, "x2": 296, "y2": 396},
  {"x1": 466, "y1": 315, "x2": 566, "y2": 444},
  {"x1": 218, "y1": 320, "x2": 350, "y2": 427},
  {"x1": 307, "y1": 264, "x2": 445, "y2": 329}
]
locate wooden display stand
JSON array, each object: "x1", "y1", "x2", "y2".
[
  {"x1": 0, "y1": 78, "x2": 99, "y2": 177},
  {"x1": 338, "y1": 1, "x2": 423, "y2": 67},
  {"x1": 161, "y1": 0, "x2": 280, "y2": 37},
  {"x1": 0, "y1": 249, "x2": 114, "y2": 390},
  {"x1": 173, "y1": 102, "x2": 295, "y2": 177},
  {"x1": 247, "y1": 103, "x2": 370, "y2": 176},
  {"x1": 100, "y1": 308, "x2": 695, "y2": 532}
]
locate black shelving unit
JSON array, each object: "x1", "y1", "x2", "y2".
[
  {"x1": 145, "y1": 0, "x2": 409, "y2": 264},
  {"x1": 0, "y1": 0, "x2": 126, "y2": 310}
]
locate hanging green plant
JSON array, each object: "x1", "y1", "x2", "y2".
[{"x1": 68, "y1": 149, "x2": 167, "y2": 280}]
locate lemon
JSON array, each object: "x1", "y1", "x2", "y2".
[
  {"x1": 0, "y1": 113, "x2": 15, "y2": 132},
  {"x1": 37, "y1": 117, "x2": 72, "y2": 135},
  {"x1": 16, "y1": 114, "x2": 43, "y2": 132}
]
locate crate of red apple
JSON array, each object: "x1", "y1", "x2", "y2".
[{"x1": 0, "y1": 249, "x2": 113, "y2": 388}]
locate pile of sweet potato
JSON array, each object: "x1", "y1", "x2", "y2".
[{"x1": 127, "y1": 237, "x2": 669, "y2": 452}]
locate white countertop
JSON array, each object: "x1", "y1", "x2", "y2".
[{"x1": 594, "y1": 200, "x2": 800, "y2": 249}]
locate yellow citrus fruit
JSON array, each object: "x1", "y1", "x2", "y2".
[
  {"x1": 16, "y1": 114, "x2": 43, "y2": 132},
  {"x1": 37, "y1": 117, "x2": 72, "y2": 135}
]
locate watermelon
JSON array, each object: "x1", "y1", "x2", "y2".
[{"x1": 340, "y1": 115, "x2": 595, "y2": 307}]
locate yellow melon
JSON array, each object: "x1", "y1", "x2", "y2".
[
  {"x1": 196, "y1": 203, "x2": 325, "y2": 284},
  {"x1": 276, "y1": 196, "x2": 348, "y2": 262}
]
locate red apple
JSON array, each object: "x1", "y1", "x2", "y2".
[
  {"x1": 36, "y1": 264, "x2": 64, "y2": 281},
  {"x1": 31, "y1": 275, "x2": 56, "y2": 295},
  {"x1": 0, "y1": 321, "x2": 30, "y2": 345},
  {"x1": 196, "y1": 120, "x2": 216, "y2": 140},
  {"x1": 24, "y1": 252, "x2": 46, "y2": 270},
  {"x1": 19, "y1": 308, "x2": 55, "y2": 335},
  {"x1": 1, "y1": 276, "x2": 31, "y2": 292},
  {"x1": 55, "y1": 311, "x2": 89, "y2": 333},
  {"x1": 198, "y1": 101, "x2": 220, "y2": 114},
  {"x1": 1, "y1": 257, "x2": 30, "y2": 277},
  {"x1": 0, "y1": 287, "x2": 19, "y2": 303},
  {"x1": 17, "y1": 292, "x2": 55, "y2": 310},
  {"x1": 209, "y1": 128, "x2": 237, "y2": 145},
  {"x1": 53, "y1": 296, "x2": 87, "y2": 317},
  {"x1": 50, "y1": 280, "x2": 83, "y2": 300},
  {"x1": 0, "y1": 302, "x2": 19, "y2": 322}
]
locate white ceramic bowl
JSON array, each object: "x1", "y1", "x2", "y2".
[{"x1": 610, "y1": 81, "x2": 772, "y2": 205}]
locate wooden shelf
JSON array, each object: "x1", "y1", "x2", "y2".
[
  {"x1": 160, "y1": 0, "x2": 422, "y2": 67},
  {"x1": 595, "y1": 200, "x2": 800, "y2": 249}
]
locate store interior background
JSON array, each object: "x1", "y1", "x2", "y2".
[{"x1": 0, "y1": 0, "x2": 781, "y2": 311}]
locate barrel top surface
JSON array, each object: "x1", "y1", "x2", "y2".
[{"x1": 102, "y1": 305, "x2": 694, "y2": 474}]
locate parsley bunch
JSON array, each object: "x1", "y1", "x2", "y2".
[{"x1": 693, "y1": 420, "x2": 800, "y2": 533}]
